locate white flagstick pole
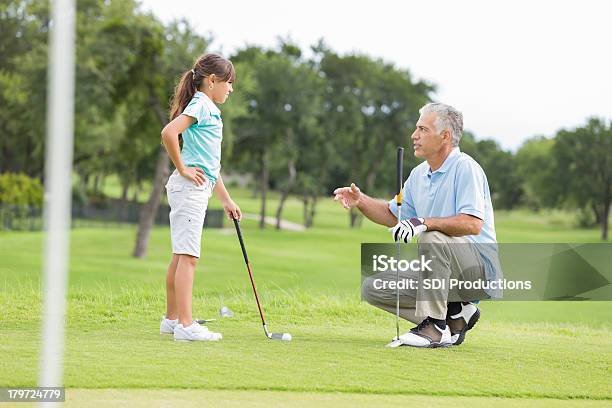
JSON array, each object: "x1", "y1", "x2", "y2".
[{"x1": 39, "y1": 0, "x2": 76, "y2": 400}]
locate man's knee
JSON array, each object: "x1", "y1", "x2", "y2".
[
  {"x1": 361, "y1": 277, "x2": 378, "y2": 305},
  {"x1": 419, "y1": 230, "x2": 451, "y2": 245}
]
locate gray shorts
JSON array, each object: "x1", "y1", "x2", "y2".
[{"x1": 165, "y1": 170, "x2": 214, "y2": 258}]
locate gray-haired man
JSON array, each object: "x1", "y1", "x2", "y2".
[{"x1": 334, "y1": 103, "x2": 500, "y2": 348}]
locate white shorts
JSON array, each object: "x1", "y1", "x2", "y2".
[{"x1": 165, "y1": 170, "x2": 214, "y2": 258}]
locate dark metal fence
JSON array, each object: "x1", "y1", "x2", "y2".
[
  {"x1": 0, "y1": 201, "x2": 224, "y2": 231},
  {"x1": 0, "y1": 205, "x2": 44, "y2": 231}
]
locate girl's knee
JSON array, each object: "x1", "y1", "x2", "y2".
[
  {"x1": 169, "y1": 253, "x2": 181, "y2": 266},
  {"x1": 179, "y1": 254, "x2": 198, "y2": 267}
]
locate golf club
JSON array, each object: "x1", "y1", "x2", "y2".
[
  {"x1": 195, "y1": 319, "x2": 216, "y2": 324},
  {"x1": 386, "y1": 146, "x2": 404, "y2": 348},
  {"x1": 232, "y1": 216, "x2": 292, "y2": 342}
]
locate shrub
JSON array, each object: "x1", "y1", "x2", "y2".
[{"x1": 0, "y1": 173, "x2": 44, "y2": 207}]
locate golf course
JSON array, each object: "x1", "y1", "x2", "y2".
[
  {"x1": 2, "y1": 0, "x2": 611, "y2": 406},
  {"x1": 1, "y1": 189, "x2": 610, "y2": 407}
]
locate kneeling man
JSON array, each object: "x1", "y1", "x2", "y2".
[{"x1": 334, "y1": 103, "x2": 500, "y2": 348}]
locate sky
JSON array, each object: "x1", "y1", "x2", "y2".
[{"x1": 141, "y1": 0, "x2": 611, "y2": 151}]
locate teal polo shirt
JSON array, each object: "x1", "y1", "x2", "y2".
[
  {"x1": 180, "y1": 91, "x2": 223, "y2": 183},
  {"x1": 388, "y1": 147, "x2": 502, "y2": 298}
]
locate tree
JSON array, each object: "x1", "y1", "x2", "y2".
[
  {"x1": 554, "y1": 118, "x2": 611, "y2": 240},
  {"x1": 270, "y1": 43, "x2": 324, "y2": 229},
  {"x1": 77, "y1": 1, "x2": 170, "y2": 258},
  {"x1": 461, "y1": 133, "x2": 522, "y2": 209},
  {"x1": 318, "y1": 48, "x2": 433, "y2": 226},
  {"x1": 515, "y1": 136, "x2": 561, "y2": 209},
  {"x1": 0, "y1": 0, "x2": 50, "y2": 177},
  {"x1": 228, "y1": 46, "x2": 275, "y2": 228},
  {"x1": 230, "y1": 45, "x2": 324, "y2": 229}
]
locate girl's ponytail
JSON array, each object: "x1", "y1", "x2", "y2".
[{"x1": 169, "y1": 69, "x2": 197, "y2": 121}]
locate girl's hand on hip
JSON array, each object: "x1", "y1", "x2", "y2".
[
  {"x1": 180, "y1": 167, "x2": 207, "y2": 186},
  {"x1": 223, "y1": 199, "x2": 242, "y2": 221}
]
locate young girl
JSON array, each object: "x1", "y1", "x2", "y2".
[{"x1": 159, "y1": 53, "x2": 242, "y2": 341}]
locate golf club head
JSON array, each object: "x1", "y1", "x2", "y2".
[
  {"x1": 269, "y1": 332, "x2": 292, "y2": 341},
  {"x1": 386, "y1": 337, "x2": 404, "y2": 348},
  {"x1": 195, "y1": 319, "x2": 216, "y2": 324}
]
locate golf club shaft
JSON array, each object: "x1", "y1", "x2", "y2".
[
  {"x1": 395, "y1": 147, "x2": 404, "y2": 340},
  {"x1": 232, "y1": 217, "x2": 268, "y2": 332}
]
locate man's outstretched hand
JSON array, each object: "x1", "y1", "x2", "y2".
[{"x1": 333, "y1": 183, "x2": 362, "y2": 209}]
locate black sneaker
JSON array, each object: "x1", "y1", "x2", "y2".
[{"x1": 446, "y1": 302, "x2": 480, "y2": 346}]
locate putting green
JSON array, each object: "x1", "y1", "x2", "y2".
[
  {"x1": 59, "y1": 389, "x2": 610, "y2": 407},
  {"x1": 1, "y1": 288, "x2": 610, "y2": 399},
  {"x1": 1, "y1": 203, "x2": 610, "y2": 403}
]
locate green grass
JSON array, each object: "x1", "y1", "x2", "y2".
[
  {"x1": 1, "y1": 284, "x2": 610, "y2": 399},
  {"x1": 62, "y1": 389, "x2": 612, "y2": 407},
  {"x1": 0, "y1": 195, "x2": 610, "y2": 405}
]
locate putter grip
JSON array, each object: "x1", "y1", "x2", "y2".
[
  {"x1": 396, "y1": 147, "x2": 404, "y2": 204},
  {"x1": 232, "y1": 217, "x2": 249, "y2": 264}
]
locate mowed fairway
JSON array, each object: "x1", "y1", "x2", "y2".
[{"x1": 0, "y1": 193, "x2": 610, "y2": 407}]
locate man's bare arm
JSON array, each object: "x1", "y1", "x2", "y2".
[
  {"x1": 424, "y1": 214, "x2": 483, "y2": 236},
  {"x1": 334, "y1": 184, "x2": 484, "y2": 236},
  {"x1": 356, "y1": 194, "x2": 397, "y2": 227}
]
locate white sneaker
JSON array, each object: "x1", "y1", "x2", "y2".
[
  {"x1": 160, "y1": 316, "x2": 178, "y2": 334},
  {"x1": 174, "y1": 322, "x2": 222, "y2": 342},
  {"x1": 398, "y1": 317, "x2": 452, "y2": 348}
]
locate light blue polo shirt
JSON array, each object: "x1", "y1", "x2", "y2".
[
  {"x1": 388, "y1": 147, "x2": 502, "y2": 298},
  {"x1": 180, "y1": 91, "x2": 223, "y2": 183}
]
